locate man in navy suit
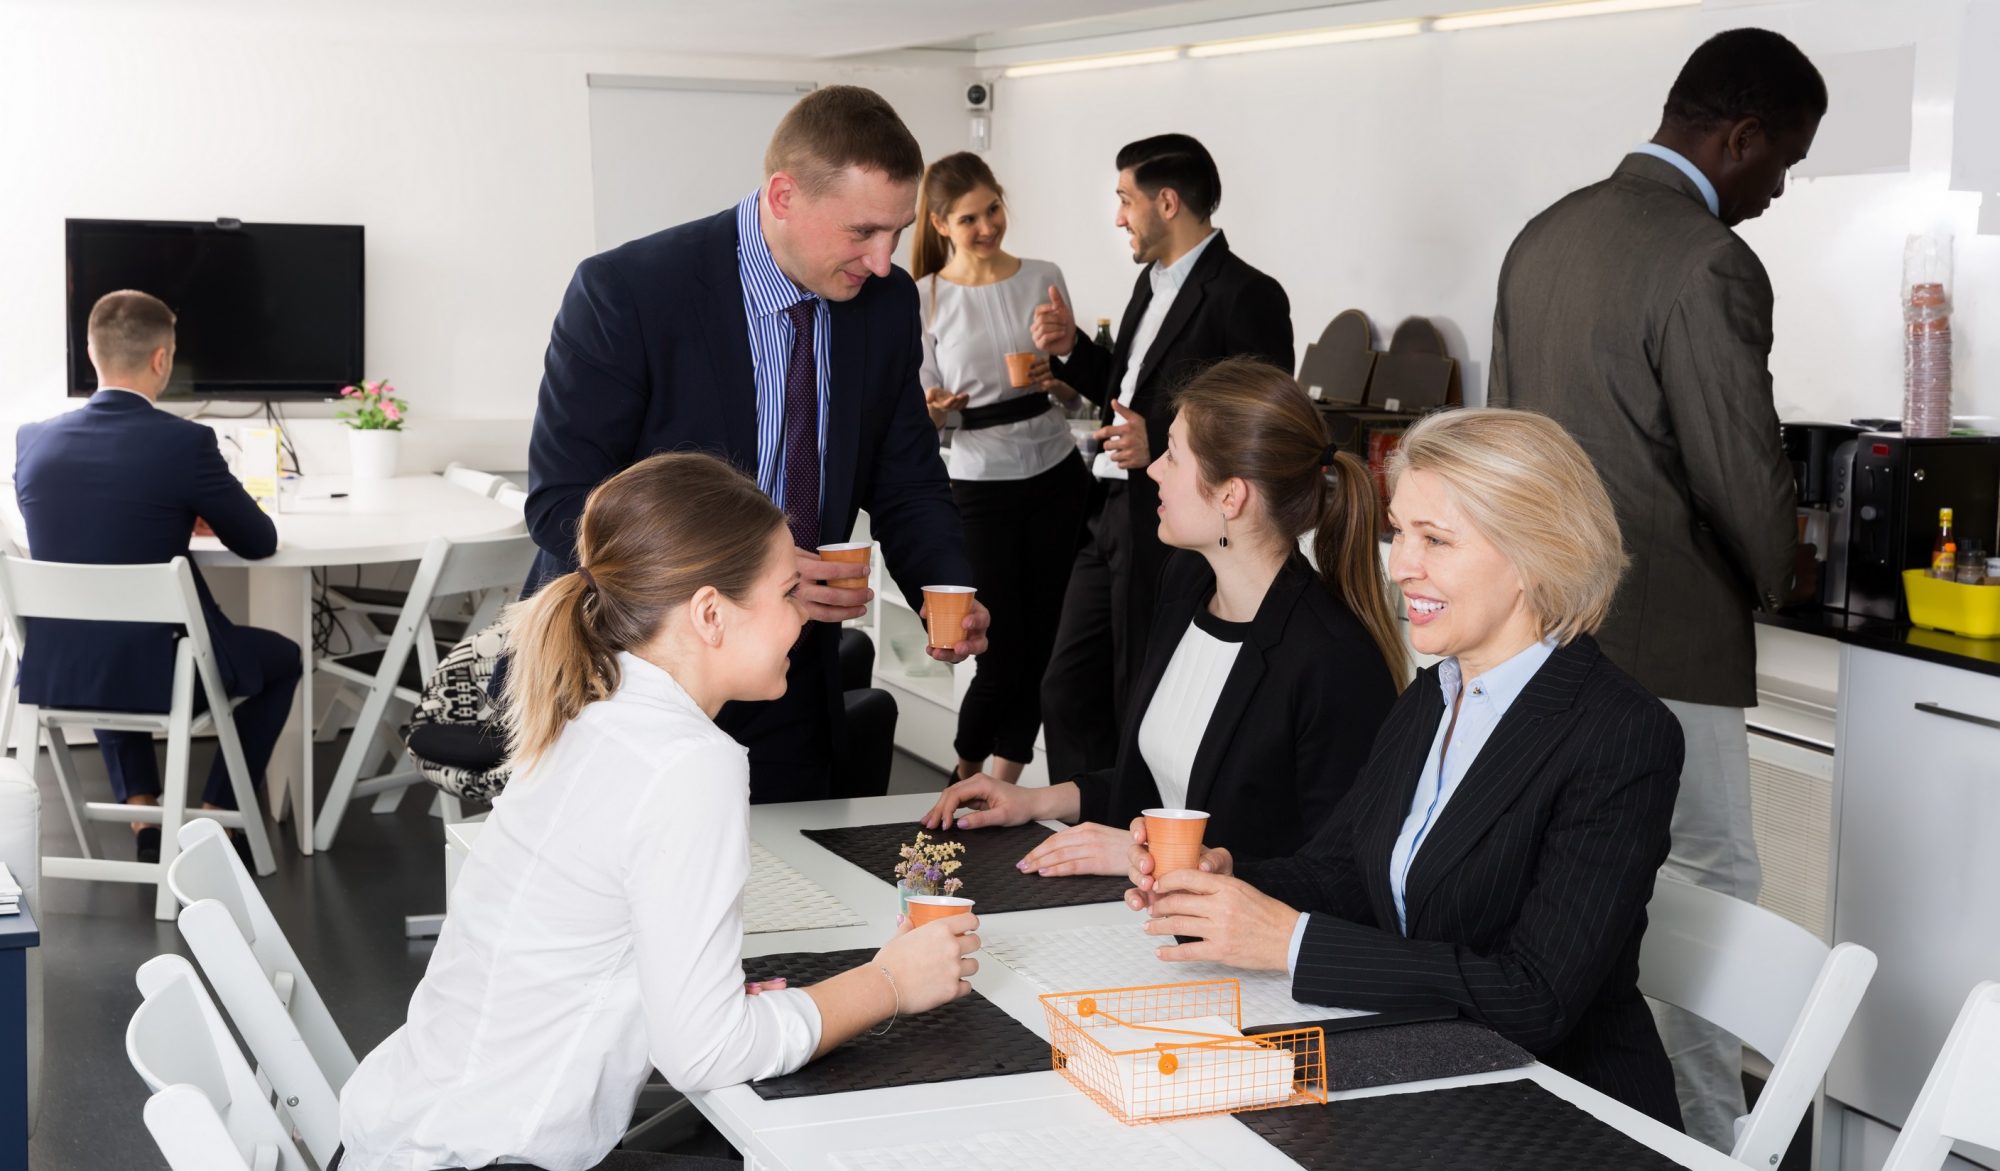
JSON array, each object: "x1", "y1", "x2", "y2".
[
  {"x1": 14, "y1": 290, "x2": 300, "y2": 862},
  {"x1": 526, "y1": 86, "x2": 986, "y2": 803}
]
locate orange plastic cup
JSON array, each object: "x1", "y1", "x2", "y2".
[
  {"x1": 1005, "y1": 351, "x2": 1039, "y2": 388},
  {"x1": 1143, "y1": 808, "x2": 1211, "y2": 880},
  {"x1": 817, "y1": 541, "x2": 871, "y2": 590},
  {"x1": 923, "y1": 585, "x2": 975, "y2": 650},
  {"x1": 905, "y1": 895, "x2": 974, "y2": 929}
]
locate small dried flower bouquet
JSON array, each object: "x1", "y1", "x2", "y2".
[{"x1": 894, "y1": 832, "x2": 964, "y2": 911}]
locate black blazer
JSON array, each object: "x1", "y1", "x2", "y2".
[
  {"x1": 1237, "y1": 635, "x2": 1685, "y2": 1128},
  {"x1": 523, "y1": 207, "x2": 974, "y2": 766},
  {"x1": 1053, "y1": 233, "x2": 1293, "y2": 622},
  {"x1": 1074, "y1": 552, "x2": 1395, "y2": 863},
  {"x1": 13, "y1": 391, "x2": 279, "y2": 711}
]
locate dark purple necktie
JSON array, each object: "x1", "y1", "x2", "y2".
[{"x1": 782, "y1": 298, "x2": 820, "y2": 549}]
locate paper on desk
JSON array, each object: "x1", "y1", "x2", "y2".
[
  {"x1": 742, "y1": 841, "x2": 866, "y2": 935},
  {"x1": 1086, "y1": 1014, "x2": 1296, "y2": 1119},
  {"x1": 985, "y1": 922, "x2": 1370, "y2": 1027}
]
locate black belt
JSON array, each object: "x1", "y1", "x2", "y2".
[{"x1": 957, "y1": 394, "x2": 1055, "y2": 431}]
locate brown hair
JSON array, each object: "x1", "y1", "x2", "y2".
[
  {"x1": 1174, "y1": 359, "x2": 1410, "y2": 688},
  {"x1": 911, "y1": 152, "x2": 1004, "y2": 280},
  {"x1": 1387, "y1": 408, "x2": 1627, "y2": 644},
  {"x1": 764, "y1": 85, "x2": 923, "y2": 197},
  {"x1": 501, "y1": 452, "x2": 786, "y2": 766},
  {"x1": 87, "y1": 289, "x2": 176, "y2": 374}
]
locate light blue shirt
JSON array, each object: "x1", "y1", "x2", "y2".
[
  {"x1": 735, "y1": 191, "x2": 831, "y2": 512},
  {"x1": 1286, "y1": 637, "x2": 1558, "y2": 973},
  {"x1": 1632, "y1": 142, "x2": 1720, "y2": 219}
]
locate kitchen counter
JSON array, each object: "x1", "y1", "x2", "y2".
[{"x1": 1754, "y1": 606, "x2": 2000, "y2": 678}]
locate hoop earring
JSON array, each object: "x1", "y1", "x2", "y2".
[{"x1": 1218, "y1": 513, "x2": 1230, "y2": 549}]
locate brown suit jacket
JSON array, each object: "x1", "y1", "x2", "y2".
[{"x1": 1488, "y1": 152, "x2": 1795, "y2": 707}]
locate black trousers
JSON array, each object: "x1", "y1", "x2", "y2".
[
  {"x1": 949, "y1": 452, "x2": 1089, "y2": 765},
  {"x1": 1040, "y1": 481, "x2": 1151, "y2": 782},
  {"x1": 95, "y1": 625, "x2": 302, "y2": 808}
]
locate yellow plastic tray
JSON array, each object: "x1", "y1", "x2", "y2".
[{"x1": 1903, "y1": 568, "x2": 2000, "y2": 639}]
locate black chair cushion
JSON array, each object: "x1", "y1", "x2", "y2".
[
  {"x1": 329, "y1": 650, "x2": 427, "y2": 692},
  {"x1": 407, "y1": 721, "x2": 509, "y2": 773},
  {"x1": 329, "y1": 584, "x2": 413, "y2": 609},
  {"x1": 365, "y1": 612, "x2": 469, "y2": 644}
]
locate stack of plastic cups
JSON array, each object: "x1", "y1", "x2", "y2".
[{"x1": 1904, "y1": 281, "x2": 1952, "y2": 438}]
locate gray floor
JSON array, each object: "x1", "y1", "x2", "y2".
[{"x1": 24, "y1": 732, "x2": 944, "y2": 1171}]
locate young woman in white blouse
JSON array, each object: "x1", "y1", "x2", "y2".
[
  {"x1": 912, "y1": 152, "x2": 1091, "y2": 786},
  {"x1": 923, "y1": 360, "x2": 1406, "y2": 875},
  {"x1": 337, "y1": 454, "x2": 979, "y2": 1171}
]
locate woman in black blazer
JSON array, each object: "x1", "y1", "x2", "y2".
[
  {"x1": 1126, "y1": 407, "x2": 1685, "y2": 1129},
  {"x1": 922, "y1": 360, "x2": 1405, "y2": 873}
]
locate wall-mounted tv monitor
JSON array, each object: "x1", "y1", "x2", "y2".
[{"x1": 66, "y1": 218, "x2": 364, "y2": 400}]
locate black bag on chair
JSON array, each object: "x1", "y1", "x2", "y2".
[{"x1": 405, "y1": 623, "x2": 511, "y2": 802}]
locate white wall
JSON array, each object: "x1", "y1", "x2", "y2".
[
  {"x1": 0, "y1": 2, "x2": 974, "y2": 456},
  {"x1": 986, "y1": 0, "x2": 1994, "y2": 427}
]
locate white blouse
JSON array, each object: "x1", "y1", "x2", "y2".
[
  {"x1": 1135, "y1": 610, "x2": 1248, "y2": 810},
  {"x1": 337, "y1": 653, "x2": 822, "y2": 1171},
  {"x1": 919, "y1": 258, "x2": 1078, "y2": 482}
]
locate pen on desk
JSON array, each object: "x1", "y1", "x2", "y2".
[{"x1": 299, "y1": 492, "x2": 349, "y2": 500}]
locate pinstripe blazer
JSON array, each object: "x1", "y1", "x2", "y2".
[{"x1": 1237, "y1": 634, "x2": 1685, "y2": 1128}]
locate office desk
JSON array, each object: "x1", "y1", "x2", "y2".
[
  {"x1": 671, "y1": 795, "x2": 1740, "y2": 1171},
  {"x1": 4, "y1": 474, "x2": 523, "y2": 854}
]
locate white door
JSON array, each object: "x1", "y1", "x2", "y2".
[{"x1": 586, "y1": 75, "x2": 814, "y2": 252}]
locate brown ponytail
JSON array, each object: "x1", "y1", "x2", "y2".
[
  {"x1": 501, "y1": 452, "x2": 786, "y2": 766},
  {"x1": 1174, "y1": 359, "x2": 1411, "y2": 689},
  {"x1": 911, "y1": 151, "x2": 1005, "y2": 281}
]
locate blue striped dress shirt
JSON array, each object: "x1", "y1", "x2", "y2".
[{"x1": 735, "y1": 190, "x2": 831, "y2": 512}]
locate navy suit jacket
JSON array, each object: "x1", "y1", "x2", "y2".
[
  {"x1": 1239, "y1": 635, "x2": 1686, "y2": 1128},
  {"x1": 525, "y1": 207, "x2": 972, "y2": 783},
  {"x1": 525, "y1": 206, "x2": 971, "y2": 605},
  {"x1": 13, "y1": 390, "x2": 278, "y2": 712}
]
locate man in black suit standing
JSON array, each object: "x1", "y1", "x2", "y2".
[
  {"x1": 1030, "y1": 134, "x2": 1293, "y2": 782},
  {"x1": 526, "y1": 86, "x2": 985, "y2": 803}
]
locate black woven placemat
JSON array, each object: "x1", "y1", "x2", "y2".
[
  {"x1": 741, "y1": 948, "x2": 1048, "y2": 1100},
  {"x1": 1238, "y1": 1079, "x2": 1690, "y2": 1169},
  {"x1": 800, "y1": 821, "x2": 1129, "y2": 912}
]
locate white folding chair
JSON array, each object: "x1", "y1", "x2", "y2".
[
  {"x1": 493, "y1": 483, "x2": 527, "y2": 514},
  {"x1": 442, "y1": 461, "x2": 508, "y2": 500},
  {"x1": 324, "y1": 462, "x2": 511, "y2": 625},
  {"x1": 0, "y1": 556, "x2": 275, "y2": 920},
  {"x1": 1639, "y1": 875, "x2": 1878, "y2": 1170},
  {"x1": 168, "y1": 818, "x2": 355, "y2": 1165},
  {"x1": 314, "y1": 531, "x2": 538, "y2": 850},
  {"x1": 1880, "y1": 981, "x2": 2000, "y2": 1171},
  {"x1": 126, "y1": 954, "x2": 309, "y2": 1171}
]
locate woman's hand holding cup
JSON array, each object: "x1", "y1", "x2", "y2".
[
  {"x1": 874, "y1": 912, "x2": 979, "y2": 1014},
  {"x1": 1124, "y1": 815, "x2": 1234, "y2": 912}
]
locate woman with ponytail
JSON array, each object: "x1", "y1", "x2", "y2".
[
  {"x1": 912, "y1": 151, "x2": 1091, "y2": 786},
  {"x1": 339, "y1": 453, "x2": 979, "y2": 1171},
  {"x1": 924, "y1": 360, "x2": 1404, "y2": 876}
]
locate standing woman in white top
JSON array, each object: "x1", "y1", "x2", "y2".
[
  {"x1": 336, "y1": 453, "x2": 979, "y2": 1171},
  {"x1": 912, "y1": 152, "x2": 1091, "y2": 785}
]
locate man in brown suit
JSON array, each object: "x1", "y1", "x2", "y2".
[{"x1": 1487, "y1": 27, "x2": 1825, "y2": 1150}]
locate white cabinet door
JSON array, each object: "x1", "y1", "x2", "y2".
[{"x1": 1828, "y1": 645, "x2": 2000, "y2": 1153}]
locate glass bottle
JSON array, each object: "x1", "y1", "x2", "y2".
[{"x1": 1932, "y1": 507, "x2": 1957, "y2": 580}]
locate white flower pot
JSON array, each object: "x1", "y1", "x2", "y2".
[{"x1": 348, "y1": 428, "x2": 402, "y2": 481}]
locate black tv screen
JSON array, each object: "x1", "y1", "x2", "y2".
[{"x1": 66, "y1": 218, "x2": 364, "y2": 400}]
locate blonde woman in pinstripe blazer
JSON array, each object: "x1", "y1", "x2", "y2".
[{"x1": 1123, "y1": 408, "x2": 1687, "y2": 1130}]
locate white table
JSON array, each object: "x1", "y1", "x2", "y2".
[
  {"x1": 691, "y1": 794, "x2": 1739, "y2": 1171},
  {"x1": 192, "y1": 474, "x2": 523, "y2": 853},
  {"x1": 4, "y1": 474, "x2": 525, "y2": 855}
]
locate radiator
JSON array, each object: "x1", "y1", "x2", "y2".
[{"x1": 1745, "y1": 729, "x2": 1835, "y2": 941}]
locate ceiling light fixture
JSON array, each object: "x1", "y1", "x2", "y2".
[
  {"x1": 1001, "y1": 48, "x2": 1184, "y2": 79},
  {"x1": 1432, "y1": 0, "x2": 1699, "y2": 33},
  {"x1": 1187, "y1": 20, "x2": 1425, "y2": 58}
]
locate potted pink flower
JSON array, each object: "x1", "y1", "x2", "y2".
[{"x1": 337, "y1": 378, "x2": 409, "y2": 481}]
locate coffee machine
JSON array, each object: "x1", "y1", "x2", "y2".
[
  {"x1": 1783, "y1": 423, "x2": 1863, "y2": 609},
  {"x1": 1843, "y1": 434, "x2": 2000, "y2": 619}
]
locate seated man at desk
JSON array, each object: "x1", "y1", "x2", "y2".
[{"x1": 13, "y1": 290, "x2": 300, "y2": 863}]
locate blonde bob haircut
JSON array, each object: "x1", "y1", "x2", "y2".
[{"x1": 1385, "y1": 407, "x2": 1627, "y2": 644}]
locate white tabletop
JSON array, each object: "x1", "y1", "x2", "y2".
[
  {"x1": 189, "y1": 474, "x2": 524, "y2": 567},
  {"x1": 690, "y1": 794, "x2": 1738, "y2": 1171}
]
